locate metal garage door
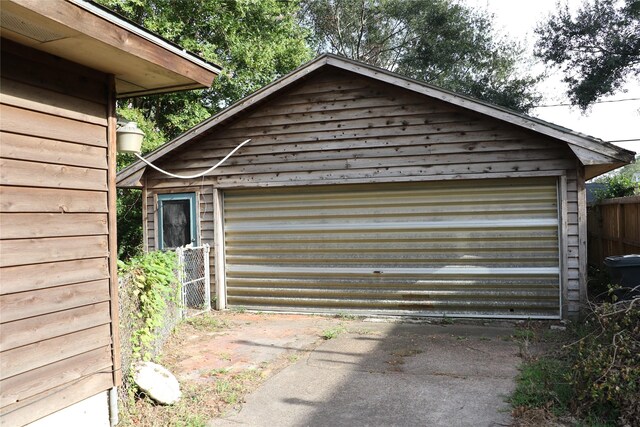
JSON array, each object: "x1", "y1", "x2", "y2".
[{"x1": 223, "y1": 178, "x2": 561, "y2": 318}]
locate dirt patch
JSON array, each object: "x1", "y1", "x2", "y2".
[
  {"x1": 118, "y1": 311, "x2": 344, "y2": 426},
  {"x1": 511, "y1": 407, "x2": 577, "y2": 427}
]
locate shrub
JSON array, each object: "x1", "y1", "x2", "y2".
[
  {"x1": 118, "y1": 250, "x2": 181, "y2": 406},
  {"x1": 594, "y1": 174, "x2": 639, "y2": 201},
  {"x1": 119, "y1": 250, "x2": 180, "y2": 361},
  {"x1": 569, "y1": 296, "x2": 640, "y2": 425}
]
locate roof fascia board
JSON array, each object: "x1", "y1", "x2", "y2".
[
  {"x1": 586, "y1": 163, "x2": 626, "y2": 180},
  {"x1": 117, "y1": 166, "x2": 146, "y2": 188},
  {"x1": 324, "y1": 55, "x2": 634, "y2": 164},
  {"x1": 9, "y1": 0, "x2": 220, "y2": 88},
  {"x1": 116, "y1": 83, "x2": 207, "y2": 99},
  {"x1": 69, "y1": 0, "x2": 221, "y2": 76}
]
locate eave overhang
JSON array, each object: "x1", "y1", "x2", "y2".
[{"x1": 1, "y1": 0, "x2": 221, "y2": 97}]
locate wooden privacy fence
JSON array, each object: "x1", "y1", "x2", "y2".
[{"x1": 587, "y1": 195, "x2": 640, "y2": 266}]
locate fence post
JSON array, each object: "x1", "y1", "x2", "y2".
[
  {"x1": 176, "y1": 246, "x2": 185, "y2": 319},
  {"x1": 204, "y1": 244, "x2": 211, "y2": 311}
]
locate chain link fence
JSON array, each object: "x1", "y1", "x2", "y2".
[
  {"x1": 176, "y1": 244, "x2": 211, "y2": 318},
  {"x1": 117, "y1": 271, "x2": 181, "y2": 406}
]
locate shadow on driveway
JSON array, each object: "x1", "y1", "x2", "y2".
[{"x1": 209, "y1": 319, "x2": 520, "y2": 427}]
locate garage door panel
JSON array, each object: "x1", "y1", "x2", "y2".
[
  {"x1": 225, "y1": 183, "x2": 557, "y2": 205},
  {"x1": 223, "y1": 178, "x2": 561, "y2": 318},
  {"x1": 226, "y1": 204, "x2": 558, "y2": 221},
  {"x1": 226, "y1": 253, "x2": 559, "y2": 268},
  {"x1": 227, "y1": 230, "x2": 560, "y2": 243},
  {"x1": 226, "y1": 296, "x2": 559, "y2": 318}
]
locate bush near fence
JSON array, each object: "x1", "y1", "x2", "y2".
[{"x1": 117, "y1": 251, "x2": 182, "y2": 405}]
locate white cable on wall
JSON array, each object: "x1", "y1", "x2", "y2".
[{"x1": 135, "y1": 138, "x2": 251, "y2": 179}]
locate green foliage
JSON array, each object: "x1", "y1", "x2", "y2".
[
  {"x1": 321, "y1": 324, "x2": 347, "y2": 339},
  {"x1": 594, "y1": 173, "x2": 639, "y2": 201},
  {"x1": 509, "y1": 357, "x2": 573, "y2": 414},
  {"x1": 569, "y1": 298, "x2": 640, "y2": 424},
  {"x1": 535, "y1": 0, "x2": 640, "y2": 109},
  {"x1": 119, "y1": 250, "x2": 179, "y2": 361},
  {"x1": 513, "y1": 328, "x2": 536, "y2": 342},
  {"x1": 334, "y1": 312, "x2": 357, "y2": 320},
  {"x1": 116, "y1": 107, "x2": 167, "y2": 260},
  {"x1": 184, "y1": 314, "x2": 230, "y2": 331},
  {"x1": 96, "y1": 0, "x2": 313, "y2": 140},
  {"x1": 300, "y1": 0, "x2": 541, "y2": 112},
  {"x1": 510, "y1": 297, "x2": 640, "y2": 425},
  {"x1": 96, "y1": 0, "x2": 313, "y2": 259}
]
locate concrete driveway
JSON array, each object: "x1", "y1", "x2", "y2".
[{"x1": 203, "y1": 315, "x2": 520, "y2": 427}]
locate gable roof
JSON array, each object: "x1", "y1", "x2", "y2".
[
  {"x1": 117, "y1": 54, "x2": 635, "y2": 187},
  {"x1": 1, "y1": 0, "x2": 221, "y2": 97}
]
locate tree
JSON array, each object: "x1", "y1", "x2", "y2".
[
  {"x1": 300, "y1": 0, "x2": 541, "y2": 112},
  {"x1": 594, "y1": 157, "x2": 640, "y2": 200},
  {"x1": 115, "y1": 108, "x2": 166, "y2": 259},
  {"x1": 535, "y1": 0, "x2": 640, "y2": 109},
  {"x1": 98, "y1": 0, "x2": 313, "y2": 140},
  {"x1": 96, "y1": 0, "x2": 312, "y2": 259}
]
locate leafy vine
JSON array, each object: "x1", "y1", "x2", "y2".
[{"x1": 118, "y1": 250, "x2": 180, "y2": 361}]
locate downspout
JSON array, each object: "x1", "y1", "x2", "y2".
[{"x1": 109, "y1": 387, "x2": 119, "y2": 426}]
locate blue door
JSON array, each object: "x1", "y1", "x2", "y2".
[{"x1": 157, "y1": 193, "x2": 198, "y2": 250}]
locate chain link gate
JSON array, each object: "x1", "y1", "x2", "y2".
[{"x1": 176, "y1": 244, "x2": 211, "y2": 318}]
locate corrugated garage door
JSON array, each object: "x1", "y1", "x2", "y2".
[{"x1": 223, "y1": 178, "x2": 561, "y2": 318}]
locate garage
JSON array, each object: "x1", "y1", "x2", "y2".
[
  {"x1": 223, "y1": 178, "x2": 561, "y2": 318},
  {"x1": 117, "y1": 54, "x2": 634, "y2": 319}
]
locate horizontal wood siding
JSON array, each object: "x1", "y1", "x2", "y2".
[
  {"x1": 144, "y1": 69, "x2": 582, "y2": 316},
  {"x1": 0, "y1": 42, "x2": 114, "y2": 424}
]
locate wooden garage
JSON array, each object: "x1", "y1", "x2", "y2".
[
  {"x1": 0, "y1": 1, "x2": 219, "y2": 425},
  {"x1": 117, "y1": 54, "x2": 634, "y2": 319}
]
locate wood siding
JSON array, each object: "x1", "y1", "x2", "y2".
[
  {"x1": 143, "y1": 69, "x2": 582, "y2": 316},
  {"x1": 0, "y1": 41, "x2": 115, "y2": 425}
]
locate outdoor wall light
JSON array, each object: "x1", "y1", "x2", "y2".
[
  {"x1": 117, "y1": 118, "x2": 251, "y2": 179},
  {"x1": 116, "y1": 121, "x2": 145, "y2": 154}
]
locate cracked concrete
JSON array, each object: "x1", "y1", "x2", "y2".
[{"x1": 208, "y1": 318, "x2": 520, "y2": 427}]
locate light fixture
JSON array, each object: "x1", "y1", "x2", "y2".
[{"x1": 116, "y1": 122, "x2": 145, "y2": 154}]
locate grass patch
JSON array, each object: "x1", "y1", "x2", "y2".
[
  {"x1": 334, "y1": 312, "x2": 358, "y2": 320},
  {"x1": 119, "y1": 382, "x2": 218, "y2": 427},
  {"x1": 208, "y1": 368, "x2": 231, "y2": 376},
  {"x1": 509, "y1": 357, "x2": 573, "y2": 415},
  {"x1": 513, "y1": 328, "x2": 536, "y2": 342},
  {"x1": 287, "y1": 353, "x2": 300, "y2": 363},
  {"x1": 217, "y1": 352, "x2": 232, "y2": 361},
  {"x1": 321, "y1": 324, "x2": 347, "y2": 340},
  {"x1": 184, "y1": 313, "x2": 230, "y2": 331},
  {"x1": 440, "y1": 315, "x2": 454, "y2": 324}
]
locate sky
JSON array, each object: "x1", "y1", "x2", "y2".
[{"x1": 461, "y1": 0, "x2": 640, "y2": 155}]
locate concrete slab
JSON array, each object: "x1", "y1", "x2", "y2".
[{"x1": 209, "y1": 320, "x2": 519, "y2": 427}]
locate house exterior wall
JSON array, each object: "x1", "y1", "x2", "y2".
[
  {"x1": 0, "y1": 40, "x2": 117, "y2": 425},
  {"x1": 142, "y1": 68, "x2": 583, "y2": 317}
]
